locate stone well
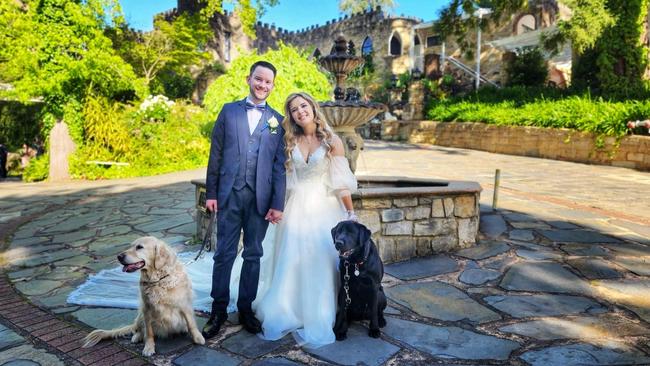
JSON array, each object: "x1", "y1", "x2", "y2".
[{"x1": 191, "y1": 176, "x2": 481, "y2": 263}]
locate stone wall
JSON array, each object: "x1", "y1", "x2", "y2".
[
  {"x1": 382, "y1": 121, "x2": 650, "y2": 171},
  {"x1": 353, "y1": 193, "x2": 480, "y2": 264}
]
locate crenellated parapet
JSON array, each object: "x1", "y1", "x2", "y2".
[{"x1": 252, "y1": 6, "x2": 421, "y2": 75}]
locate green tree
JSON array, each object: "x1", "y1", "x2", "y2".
[
  {"x1": 582, "y1": 0, "x2": 650, "y2": 97},
  {"x1": 433, "y1": 0, "x2": 650, "y2": 97},
  {"x1": 338, "y1": 0, "x2": 395, "y2": 14},
  {"x1": 0, "y1": 0, "x2": 142, "y2": 140},
  {"x1": 435, "y1": 0, "x2": 614, "y2": 56},
  {"x1": 112, "y1": 13, "x2": 211, "y2": 89},
  {"x1": 199, "y1": 0, "x2": 279, "y2": 38},
  {"x1": 203, "y1": 43, "x2": 330, "y2": 121}
]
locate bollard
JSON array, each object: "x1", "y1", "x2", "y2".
[{"x1": 492, "y1": 169, "x2": 500, "y2": 210}]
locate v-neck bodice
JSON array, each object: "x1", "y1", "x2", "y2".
[{"x1": 291, "y1": 144, "x2": 328, "y2": 182}]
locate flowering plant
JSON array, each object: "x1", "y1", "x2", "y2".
[{"x1": 139, "y1": 95, "x2": 175, "y2": 122}]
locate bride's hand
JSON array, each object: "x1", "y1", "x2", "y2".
[
  {"x1": 265, "y1": 208, "x2": 283, "y2": 224},
  {"x1": 345, "y1": 210, "x2": 358, "y2": 222}
]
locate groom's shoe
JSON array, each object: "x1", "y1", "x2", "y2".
[
  {"x1": 201, "y1": 313, "x2": 227, "y2": 339},
  {"x1": 239, "y1": 311, "x2": 262, "y2": 334}
]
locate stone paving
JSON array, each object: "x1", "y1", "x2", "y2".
[{"x1": 0, "y1": 142, "x2": 649, "y2": 365}]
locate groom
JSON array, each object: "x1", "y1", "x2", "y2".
[{"x1": 202, "y1": 61, "x2": 286, "y2": 338}]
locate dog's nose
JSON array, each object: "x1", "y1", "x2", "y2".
[
  {"x1": 334, "y1": 240, "x2": 344, "y2": 250},
  {"x1": 117, "y1": 253, "x2": 125, "y2": 262}
]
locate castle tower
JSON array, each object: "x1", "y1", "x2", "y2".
[{"x1": 177, "y1": 0, "x2": 203, "y2": 14}]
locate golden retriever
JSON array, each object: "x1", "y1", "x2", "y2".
[{"x1": 83, "y1": 236, "x2": 205, "y2": 356}]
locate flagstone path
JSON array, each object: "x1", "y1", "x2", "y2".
[{"x1": 0, "y1": 141, "x2": 649, "y2": 365}]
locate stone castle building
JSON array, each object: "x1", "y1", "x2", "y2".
[
  {"x1": 163, "y1": 0, "x2": 573, "y2": 100},
  {"x1": 166, "y1": 1, "x2": 426, "y2": 78}
]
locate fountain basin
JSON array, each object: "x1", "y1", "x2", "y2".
[
  {"x1": 191, "y1": 176, "x2": 481, "y2": 263},
  {"x1": 319, "y1": 101, "x2": 386, "y2": 130}
]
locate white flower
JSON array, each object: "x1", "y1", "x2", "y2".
[
  {"x1": 268, "y1": 116, "x2": 279, "y2": 128},
  {"x1": 139, "y1": 95, "x2": 174, "y2": 112}
]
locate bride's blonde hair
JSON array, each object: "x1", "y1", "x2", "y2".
[{"x1": 282, "y1": 92, "x2": 334, "y2": 173}]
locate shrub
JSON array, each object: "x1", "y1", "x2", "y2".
[
  {"x1": 152, "y1": 69, "x2": 196, "y2": 100},
  {"x1": 425, "y1": 86, "x2": 647, "y2": 137},
  {"x1": 203, "y1": 43, "x2": 331, "y2": 121},
  {"x1": 22, "y1": 154, "x2": 49, "y2": 182},
  {"x1": 69, "y1": 100, "x2": 211, "y2": 180},
  {"x1": 0, "y1": 101, "x2": 44, "y2": 151},
  {"x1": 505, "y1": 47, "x2": 548, "y2": 87}
]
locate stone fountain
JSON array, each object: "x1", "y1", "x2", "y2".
[
  {"x1": 191, "y1": 35, "x2": 482, "y2": 264},
  {"x1": 318, "y1": 35, "x2": 386, "y2": 172}
]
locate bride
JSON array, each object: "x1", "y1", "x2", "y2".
[
  {"x1": 254, "y1": 92, "x2": 357, "y2": 348},
  {"x1": 67, "y1": 92, "x2": 357, "y2": 349}
]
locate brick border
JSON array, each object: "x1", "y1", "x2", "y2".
[{"x1": 0, "y1": 275, "x2": 151, "y2": 366}]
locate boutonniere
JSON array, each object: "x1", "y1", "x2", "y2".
[{"x1": 265, "y1": 116, "x2": 279, "y2": 134}]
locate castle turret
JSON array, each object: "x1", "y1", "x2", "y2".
[{"x1": 177, "y1": 0, "x2": 203, "y2": 14}]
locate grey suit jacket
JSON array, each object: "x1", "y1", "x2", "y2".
[{"x1": 206, "y1": 98, "x2": 286, "y2": 215}]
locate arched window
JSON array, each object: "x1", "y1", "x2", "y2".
[
  {"x1": 224, "y1": 32, "x2": 231, "y2": 62},
  {"x1": 312, "y1": 48, "x2": 321, "y2": 59},
  {"x1": 515, "y1": 14, "x2": 536, "y2": 35},
  {"x1": 389, "y1": 33, "x2": 401, "y2": 56},
  {"x1": 413, "y1": 35, "x2": 423, "y2": 71},
  {"x1": 362, "y1": 36, "x2": 373, "y2": 55}
]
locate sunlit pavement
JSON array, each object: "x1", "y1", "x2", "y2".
[{"x1": 1, "y1": 141, "x2": 649, "y2": 365}]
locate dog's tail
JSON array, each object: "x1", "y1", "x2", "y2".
[{"x1": 83, "y1": 324, "x2": 136, "y2": 347}]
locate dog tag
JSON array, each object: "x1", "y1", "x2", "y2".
[{"x1": 354, "y1": 269, "x2": 360, "y2": 276}]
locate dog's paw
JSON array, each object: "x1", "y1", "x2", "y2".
[
  {"x1": 192, "y1": 332, "x2": 205, "y2": 345},
  {"x1": 335, "y1": 332, "x2": 347, "y2": 341},
  {"x1": 142, "y1": 342, "x2": 155, "y2": 357},
  {"x1": 131, "y1": 332, "x2": 142, "y2": 343},
  {"x1": 368, "y1": 328, "x2": 381, "y2": 338},
  {"x1": 378, "y1": 316, "x2": 387, "y2": 328}
]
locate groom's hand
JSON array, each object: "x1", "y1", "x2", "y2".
[
  {"x1": 265, "y1": 209, "x2": 283, "y2": 224},
  {"x1": 206, "y1": 199, "x2": 218, "y2": 212}
]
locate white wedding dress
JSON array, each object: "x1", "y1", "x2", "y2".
[
  {"x1": 67, "y1": 143, "x2": 356, "y2": 349},
  {"x1": 255, "y1": 144, "x2": 356, "y2": 348}
]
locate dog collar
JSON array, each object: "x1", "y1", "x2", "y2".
[{"x1": 142, "y1": 274, "x2": 170, "y2": 286}]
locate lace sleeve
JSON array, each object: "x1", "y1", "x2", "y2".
[{"x1": 327, "y1": 156, "x2": 357, "y2": 198}]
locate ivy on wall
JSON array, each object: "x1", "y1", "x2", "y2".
[{"x1": 574, "y1": 0, "x2": 650, "y2": 97}]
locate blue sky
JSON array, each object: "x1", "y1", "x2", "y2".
[{"x1": 118, "y1": 1, "x2": 448, "y2": 31}]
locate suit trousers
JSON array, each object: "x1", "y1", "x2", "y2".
[{"x1": 211, "y1": 185, "x2": 269, "y2": 315}]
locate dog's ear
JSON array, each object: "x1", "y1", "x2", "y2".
[
  {"x1": 358, "y1": 223, "x2": 372, "y2": 260},
  {"x1": 153, "y1": 242, "x2": 174, "y2": 270},
  {"x1": 331, "y1": 222, "x2": 342, "y2": 241}
]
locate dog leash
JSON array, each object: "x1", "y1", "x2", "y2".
[
  {"x1": 343, "y1": 261, "x2": 352, "y2": 309},
  {"x1": 184, "y1": 210, "x2": 216, "y2": 265},
  {"x1": 342, "y1": 253, "x2": 368, "y2": 309}
]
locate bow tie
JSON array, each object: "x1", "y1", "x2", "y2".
[{"x1": 245, "y1": 102, "x2": 266, "y2": 111}]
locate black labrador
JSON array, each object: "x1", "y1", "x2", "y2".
[{"x1": 331, "y1": 221, "x2": 387, "y2": 340}]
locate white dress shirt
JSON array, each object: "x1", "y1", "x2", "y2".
[{"x1": 246, "y1": 97, "x2": 266, "y2": 135}]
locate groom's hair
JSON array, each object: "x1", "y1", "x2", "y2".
[{"x1": 250, "y1": 61, "x2": 277, "y2": 78}]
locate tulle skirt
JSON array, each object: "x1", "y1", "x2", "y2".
[{"x1": 255, "y1": 180, "x2": 343, "y2": 348}]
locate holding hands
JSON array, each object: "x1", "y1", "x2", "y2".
[{"x1": 265, "y1": 208, "x2": 283, "y2": 224}]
